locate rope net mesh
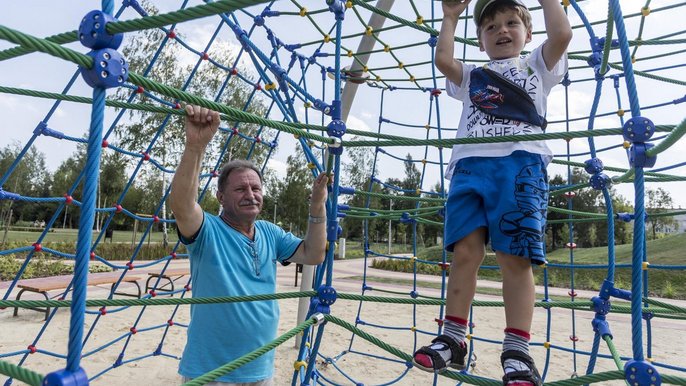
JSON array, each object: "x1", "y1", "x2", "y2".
[{"x1": 0, "y1": 1, "x2": 685, "y2": 385}]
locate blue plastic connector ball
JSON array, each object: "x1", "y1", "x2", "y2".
[
  {"x1": 584, "y1": 158, "x2": 604, "y2": 174},
  {"x1": 43, "y1": 367, "x2": 89, "y2": 386},
  {"x1": 327, "y1": 119, "x2": 346, "y2": 138},
  {"x1": 78, "y1": 10, "x2": 123, "y2": 50},
  {"x1": 622, "y1": 116, "x2": 655, "y2": 143},
  {"x1": 317, "y1": 285, "x2": 337, "y2": 306},
  {"x1": 81, "y1": 48, "x2": 128, "y2": 89},
  {"x1": 589, "y1": 173, "x2": 611, "y2": 190},
  {"x1": 629, "y1": 142, "x2": 657, "y2": 168},
  {"x1": 624, "y1": 360, "x2": 661, "y2": 386}
]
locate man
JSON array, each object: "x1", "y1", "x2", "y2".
[{"x1": 170, "y1": 105, "x2": 328, "y2": 385}]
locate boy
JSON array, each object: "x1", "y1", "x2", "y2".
[{"x1": 413, "y1": 0, "x2": 571, "y2": 385}]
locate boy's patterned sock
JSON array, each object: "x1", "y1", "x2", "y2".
[
  {"x1": 414, "y1": 316, "x2": 467, "y2": 369},
  {"x1": 443, "y1": 315, "x2": 468, "y2": 343},
  {"x1": 503, "y1": 328, "x2": 534, "y2": 385}
]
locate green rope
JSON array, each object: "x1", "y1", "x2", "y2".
[
  {"x1": 0, "y1": 85, "x2": 410, "y2": 143},
  {"x1": 551, "y1": 158, "x2": 682, "y2": 179},
  {"x1": 0, "y1": 26, "x2": 334, "y2": 145},
  {"x1": 127, "y1": 72, "x2": 334, "y2": 144},
  {"x1": 643, "y1": 297, "x2": 686, "y2": 314},
  {"x1": 603, "y1": 336, "x2": 628, "y2": 382},
  {"x1": 543, "y1": 371, "x2": 625, "y2": 386},
  {"x1": 599, "y1": 6, "x2": 614, "y2": 75},
  {"x1": 181, "y1": 315, "x2": 318, "y2": 385},
  {"x1": 647, "y1": 116, "x2": 686, "y2": 157},
  {"x1": 547, "y1": 217, "x2": 611, "y2": 225},
  {"x1": 548, "y1": 207, "x2": 607, "y2": 219},
  {"x1": 350, "y1": 0, "x2": 441, "y2": 39},
  {"x1": 662, "y1": 375, "x2": 686, "y2": 386},
  {"x1": 0, "y1": 361, "x2": 43, "y2": 386},
  {"x1": 0, "y1": 0, "x2": 270, "y2": 62},
  {"x1": 105, "y1": 0, "x2": 271, "y2": 35},
  {"x1": 0, "y1": 291, "x2": 317, "y2": 309},
  {"x1": 343, "y1": 126, "x2": 674, "y2": 148},
  {"x1": 415, "y1": 217, "x2": 444, "y2": 226},
  {"x1": 0, "y1": 24, "x2": 91, "y2": 67},
  {"x1": 351, "y1": 189, "x2": 445, "y2": 203},
  {"x1": 3, "y1": 292, "x2": 683, "y2": 319},
  {"x1": 324, "y1": 315, "x2": 631, "y2": 386}
]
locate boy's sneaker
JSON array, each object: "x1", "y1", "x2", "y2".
[
  {"x1": 501, "y1": 350, "x2": 542, "y2": 386},
  {"x1": 412, "y1": 335, "x2": 467, "y2": 373}
]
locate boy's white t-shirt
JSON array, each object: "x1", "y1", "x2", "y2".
[{"x1": 444, "y1": 46, "x2": 568, "y2": 180}]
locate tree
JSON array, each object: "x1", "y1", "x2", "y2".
[
  {"x1": 112, "y1": 2, "x2": 273, "y2": 236},
  {"x1": 98, "y1": 151, "x2": 131, "y2": 230},
  {"x1": 396, "y1": 154, "x2": 422, "y2": 247},
  {"x1": 51, "y1": 150, "x2": 86, "y2": 228},
  {"x1": 267, "y1": 151, "x2": 312, "y2": 236},
  {"x1": 547, "y1": 168, "x2": 632, "y2": 250},
  {"x1": 646, "y1": 187, "x2": 677, "y2": 239},
  {"x1": 546, "y1": 174, "x2": 568, "y2": 250},
  {"x1": 419, "y1": 182, "x2": 445, "y2": 248},
  {"x1": 0, "y1": 143, "x2": 52, "y2": 226},
  {"x1": 114, "y1": 1, "x2": 270, "y2": 170},
  {"x1": 339, "y1": 138, "x2": 376, "y2": 240}
]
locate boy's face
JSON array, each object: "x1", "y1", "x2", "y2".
[{"x1": 478, "y1": 8, "x2": 532, "y2": 60}]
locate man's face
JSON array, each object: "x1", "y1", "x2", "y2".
[
  {"x1": 478, "y1": 9, "x2": 532, "y2": 60},
  {"x1": 217, "y1": 168, "x2": 263, "y2": 222}
]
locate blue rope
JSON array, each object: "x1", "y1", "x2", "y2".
[
  {"x1": 631, "y1": 167, "x2": 646, "y2": 361},
  {"x1": 609, "y1": 0, "x2": 642, "y2": 117},
  {"x1": 67, "y1": 85, "x2": 106, "y2": 372}
]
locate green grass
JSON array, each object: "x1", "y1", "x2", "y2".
[
  {"x1": 371, "y1": 233, "x2": 686, "y2": 300},
  {"x1": 338, "y1": 240, "x2": 424, "y2": 259},
  {"x1": 546, "y1": 232, "x2": 686, "y2": 264},
  {"x1": 0, "y1": 227, "x2": 179, "y2": 244}
]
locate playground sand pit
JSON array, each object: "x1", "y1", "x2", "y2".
[{"x1": 2, "y1": 275, "x2": 685, "y2": 385}]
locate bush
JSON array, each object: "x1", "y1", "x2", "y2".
[
  {"x1": 370, "y1": 252, "x2": 686, "y2": 299},
  {"x1": 0, "y1": 254, "x2": 112, "y2": 281},
  {"x1": 0, "y1": 241, "x2": 185, "y2": 261}
]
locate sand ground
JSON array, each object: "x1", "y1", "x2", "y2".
[{"x1": 1, "y1": 257, "x2": 685, "y2": 385}]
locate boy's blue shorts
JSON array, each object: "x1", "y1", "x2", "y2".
[{"x1": 445, "y1": 151, "x2": 548, "y2": 265}]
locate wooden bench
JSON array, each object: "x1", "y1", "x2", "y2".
[
  {"x1": 13, "y1": 272, "x2": 142, "y2": 320},
  {"x1": 145, "y1": 268, "x2": 190, "y2": 295}
]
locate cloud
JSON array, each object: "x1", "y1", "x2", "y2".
[
  {"x1": 0, "y1": 94, "x2": 20, "y2": 110},
  {"x1": 266, "y1": 158, "x2": 288, "y2": 178},
  {"x1": 346, "y1": 114, "x2": 374, "y2": 134}
]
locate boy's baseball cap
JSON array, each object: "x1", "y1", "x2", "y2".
[{"x1": 473, "y1": 0, "x2": 527, "y2": 26}]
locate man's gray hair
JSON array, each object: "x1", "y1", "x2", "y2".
[{"x1": 217, "y1": 160, "x2": 263, "y2": 192}]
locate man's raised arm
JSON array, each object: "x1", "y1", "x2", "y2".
[
  {"x1": 289, "y1": 172, "x2": 330, "y2": 266},
  {"x1": 169, "y1": 105, "x2": 220, "y2": 239}
]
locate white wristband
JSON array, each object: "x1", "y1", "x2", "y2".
[{"x1": 308, "y1": 215, "x2": 325, "y2": 224}]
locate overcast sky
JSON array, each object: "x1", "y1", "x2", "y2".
[{"x1": 1, "y1": 0, "x2": 685, "y2": 210}]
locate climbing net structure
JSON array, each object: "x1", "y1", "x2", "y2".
[{"x1": 1, "y1": 0, "x2": 686, "y2": 385}]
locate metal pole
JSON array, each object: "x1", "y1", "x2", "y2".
[
  {"x1": 295, "y1": 0, "x2": 396, "y2": 348},
  {"x1": 388, "y1": 198, "x2": 392, "y2": 254},
  {"x1": 341, "y1": 0, "x2": 396, "y2": 121},
  {"x1": 294, "y1": 264, "x2": 315, "y2": 348}
]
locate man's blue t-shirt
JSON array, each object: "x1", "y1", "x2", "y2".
[{"x1": 178, "y1": 213, "x2": 302, "y2": 383}]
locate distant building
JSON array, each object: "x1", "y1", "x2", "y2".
[{"x1": 660, "y1": 212, "x2": 686, "y2": 234}]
